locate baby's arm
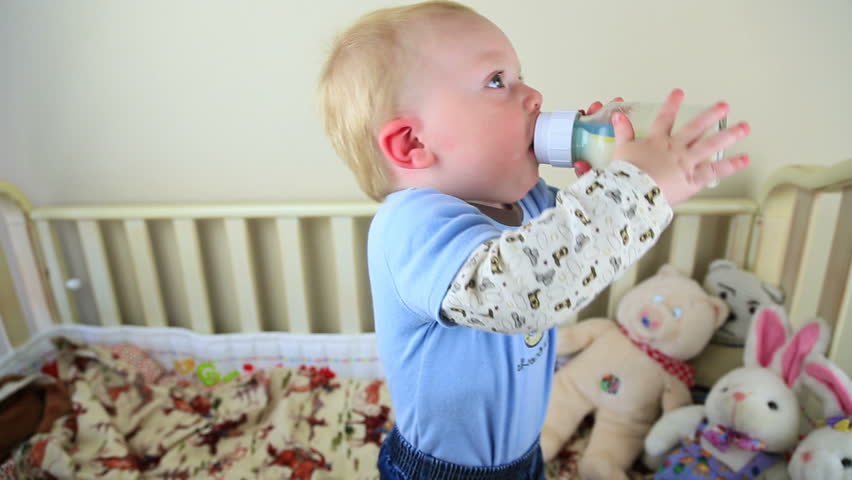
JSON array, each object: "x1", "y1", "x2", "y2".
[{"x1": 440, "y1": 161, "x2": 672, "y2": 334}]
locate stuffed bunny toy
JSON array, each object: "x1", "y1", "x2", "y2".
[
  {"x1": 644, "y1": 306, "x2": 830, "y2": 479},
  {"x1": 788, "y1": 354, "x2": 852, "y2": 480}
]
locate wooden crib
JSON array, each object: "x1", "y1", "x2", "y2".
[
  {"x1": 0, "y1": 159, "x2": 849, "y2": 479},
  {"x1": 1, "y1": 159, "x2": 850, "y2": 370}
]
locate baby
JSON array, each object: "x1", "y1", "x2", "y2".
[{"x1": 319, "y1": 1, "x2": 751, "y2": 478}]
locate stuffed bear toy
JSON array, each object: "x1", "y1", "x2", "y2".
[
  {"x1": 540, "y1": 264, "x2": 728, "y2": 480},
  {"x1": 690, "y1": 259, "x2": 785, "y2": 401}
]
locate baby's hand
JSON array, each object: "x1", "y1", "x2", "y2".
[
  {"x1": 574, "y1": 97, "x2": 623, "y2": 177},
  {"x1": 612, "y1": 89, "x2": 750, "y2": 206}
]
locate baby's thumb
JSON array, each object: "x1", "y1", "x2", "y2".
[{"x1": 612, "y1": 112, "x2": 635, "y2": 147}]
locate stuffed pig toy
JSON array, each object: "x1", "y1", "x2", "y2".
[
  {"x1": 788, "y1": 354, "x2": 852, "y2": 480},
  {"x1": 540, "y1": 264, "x2": 728, "y2": 480},
  {"x1": 645, "y1": 306, "x2": 830, "y2": 479}
]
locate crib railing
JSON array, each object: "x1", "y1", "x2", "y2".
[
  {"x1": 0, "y1": 200, "x2": 381, "y2": 355},
  {"x1": 1, "y1": 159, "x2": 850, "y2": 371},
  {"x1": 0, "y1": 196, "x2": 758, "y2": 352},
  {"x1": 750, "y1": 159, "x2": 852, "y2": 367}
]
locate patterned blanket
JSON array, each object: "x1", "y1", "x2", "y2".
[
  {"x1": 2, "y1": 337, "x2": 650, "y2": 479},
  {"x1": 5, "y1": 337, "x2": 392, "y2": 479}
]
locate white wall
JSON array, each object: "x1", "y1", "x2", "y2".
[{"x1": 1, "y1": 0, "x2": 851, "y2": 206}]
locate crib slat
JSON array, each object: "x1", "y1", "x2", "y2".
[
  {"x1": 124, "y1": 220, "x2": 167, "y2": 327},
  {"x1": 35, "y1": 220, "x2": 78, "y2": 324},
  {"x1": 607, "y1": 263, "x2": 639, "y2": 318},
  {"x1": 787, "y1": 192, "x2": 841, "y2": 327},
  {"x1": 276, "y1": 218, "x2": 310, "y2": 333},
  {"x1": 0, "y1": 311, "x2": 11, "y2": 357},
  {"x1": 78, "y1": 220, "x2": 121, "y2": 326},
  {"x1": 0, "y1": 200, "x2": 55, "y2": 336},
  {"x1": 173, "y1": 219, "x2": 214, "y2": 333},
  {"x1": 224, "y1": 218, "x2": 261, "y2": 332},
  {"x1": 331, "y1": 217, "x2": 364, "y2": 334},
  {"x1": 752, "y1": 187, "x2": 799, "y2": 286},
  {"x1": 724, "y1": 214, "x2": 754, "y2": 268},
  {"x1": 668, "y1": 215, "x2": 701, "y2": 277},
  {"x1": 828, "y1": 258, "x2": 852, "y2": 373}
]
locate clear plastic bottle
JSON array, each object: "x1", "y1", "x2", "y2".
[{"x1": 533, "y1": 102, "x2": 727, "y2": 169}]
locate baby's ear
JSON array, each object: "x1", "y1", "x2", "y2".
[{"x1": 377, "y1": 117, "x2": 434, "y2": 170}]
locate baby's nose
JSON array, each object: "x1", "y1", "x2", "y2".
[{"x1": 733, "y1": 392, "x2": 746, "y2": 402}]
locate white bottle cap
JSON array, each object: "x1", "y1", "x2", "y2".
[{"x1": 534, "y1": 111, "x2": 579, "y2": 168}]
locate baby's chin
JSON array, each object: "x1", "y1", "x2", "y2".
[{"x1": 515, "y1": 169, "x2": 541, "y2": 199}]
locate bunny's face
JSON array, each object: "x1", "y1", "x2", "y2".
[
  {"x1": 705, "y1": 367, "x2": 800, "y2": 452},
  {"x1": 789, "y1": 427, "x2": 852, "y2": 480}
]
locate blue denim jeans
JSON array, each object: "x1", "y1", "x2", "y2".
[{"x1": 377, "y1": 427, "x2": 545, "y2": 480}]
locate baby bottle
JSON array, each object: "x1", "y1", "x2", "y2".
[{"x1": 534, "y1": 102, "x2": 727, "y2": 170}]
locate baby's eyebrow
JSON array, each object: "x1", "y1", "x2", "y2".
[{"x1": 475, "y1": 49, "x2": 505, "y2": 65}]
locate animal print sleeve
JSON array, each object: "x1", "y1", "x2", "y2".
[{"x1": 439, "y1": 161, "x2": 673, "y2": 334}]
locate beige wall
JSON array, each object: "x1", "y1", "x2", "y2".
[{"x1": 1, "y1": 0, "x2": 851, "y2": 206}]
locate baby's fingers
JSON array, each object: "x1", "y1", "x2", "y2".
[
  {"x1": 583, "y1": 101, "x2": 603, "y2": 116},
  {"x1": 612, "y1": 112, "x2": 635, "y2": 147},
  {"x1": 687, "y1": 122, "x2": 751, "y2": 167},
  {"x1": 692, "y1": 154, "x2": 750, "y2": 187},
  {"x1": 650, "y1": 89, "x2": 684, "y2": 137},
  {"x1": 675, "y1": 102, "x2": 729, "y2": 146}
]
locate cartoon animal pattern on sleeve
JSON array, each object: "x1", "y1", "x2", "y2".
[{"x1": 441, "y1": 161, "x2": 673, "y2": 335}]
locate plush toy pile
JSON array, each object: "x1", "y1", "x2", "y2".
[{"x1": 544, "y1": 260, "x2": 852, "y2": 480}]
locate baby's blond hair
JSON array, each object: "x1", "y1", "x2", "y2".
[{"x1": 318, "y1": 1, "x2": 477, "y2": 201}]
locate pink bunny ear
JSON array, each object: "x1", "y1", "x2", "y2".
[
  {"x1": 745, "y1": 306, "x2": 789, "y2": 368},
  {"x1": 804, "y1": 357, "x2": 852, "y2": 417},
  {"x1": 780, "y1": 320, "x2": 830, "y2": 388}
]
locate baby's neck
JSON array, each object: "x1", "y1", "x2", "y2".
[
  {"x1": 470, "y1": 200, "x2": 507, "y2": 209},
  {"x1": 468, "y1": 201, "x2": 522, "y2": 227}
]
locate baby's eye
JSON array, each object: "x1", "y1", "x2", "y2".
[{"x1": 487, "y1": 72, "x2": 506, "y2": 89}]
